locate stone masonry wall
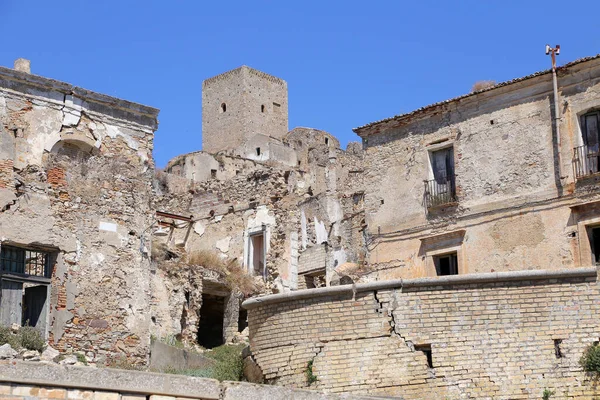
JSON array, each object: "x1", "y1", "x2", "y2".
[
  {"x1": 0, "y1": 64, "x2": 159, "y2": 365},
  {"x1": 0, "y1": 361, "x2": 377, "y2": 400},
  {"x1": 357, "y1": 56, "x2": 600, "y2": 279},
  {"x1": 245, "y1": 268, "x2": 600, "y2": 399}
]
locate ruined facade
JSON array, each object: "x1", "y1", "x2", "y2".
[
  {"x1": 1, "y1": 50, "x2": 600, "y2": 398},
  {"x1": 0, "y1": 59, "x2": 159, "y2": 363},
  {"x1": 354, "y1": 54, "x2": 600, "y2": 280},
  {"x1": 152, "y1": 67, "x2": 365, "y2": 348},
  {"x1": 243, "y1": 54, "x2": 600, "y2": 398}
]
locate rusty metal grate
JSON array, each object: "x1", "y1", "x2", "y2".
[
  {"x1": 0, "y1": 246, "x2": 49, "y2": 277},
  {"x1": 573, "y1": 145, "x2": 600, "y2": 179},
  {"x1": 424, "y1": 177, "x2": 457, "y2": 208}
]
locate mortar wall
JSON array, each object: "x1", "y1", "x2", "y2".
[{"x1": 246, "y1": 269, "x2": 600, "y2": 398}]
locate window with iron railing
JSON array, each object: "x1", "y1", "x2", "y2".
[
  {"x1": 425, "y1": 147, "x2": 457, "y2": 208},
  {"x1": 574, "y1": 110, "x2": 600, "y2": 179},
  {"x1": 0, "y1": 246, "x2": 50, "y2": 278}
]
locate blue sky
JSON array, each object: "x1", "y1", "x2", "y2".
[{"x1": 1, "y1": 1, "x2": 598, "y2": 167}]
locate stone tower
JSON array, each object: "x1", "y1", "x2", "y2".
[{"x1": 202, "y1": 66, "x2": 289, "y2": 154}]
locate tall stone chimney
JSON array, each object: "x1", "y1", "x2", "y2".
[{"x1": 14, "y1": 58, "x2": 31, "y2": 74}]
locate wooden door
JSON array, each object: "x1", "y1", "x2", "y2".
[{"x1": 0, "y1": 279, "x2": 23, "y2": 326}]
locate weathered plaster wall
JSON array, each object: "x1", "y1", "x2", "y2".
[
  {"x1": 245, "y1": 268, "x2": 600, "y2": 399},
  {"x1": 0, "y1": 65, "x2": 159, "y2": 364},
  {"x1": 358, "y1": 57, "x2": 600, "y2": 278}
]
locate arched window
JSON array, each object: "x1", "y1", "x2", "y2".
[
  {"x1": 220, "y1": 103, "x2": 227, "y2": 113},
  {"x1": 49, "y1": 140, "x2": 96, "y2": 160}
]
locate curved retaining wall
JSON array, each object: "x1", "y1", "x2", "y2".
[{"x1": 243, "y1": 268, "x2": 600, "y2": 399}]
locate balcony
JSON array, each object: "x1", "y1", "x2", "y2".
[
  {"x1": 424, "y1": 177, "x2": 457, "y2": 208},
  {"x1": 573, "y1": 145, "x2": 600, "y2": 179}
]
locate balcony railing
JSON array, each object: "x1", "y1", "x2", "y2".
[
  {"x1": 424, "y1": 177, "x2": 457, "y2": 208},
  {"x1": 573, "y1": 145, "x2": 600, "y2": 179}
]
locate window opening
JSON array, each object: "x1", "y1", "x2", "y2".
[
  {"x1": 220, "y1": 103, "x2": 226, "y2": 113},
  {"x1": 325, "y1": 137, "x2": 329, "y2": 145},
  {"x1": 415, "y1": 344, "x2": 433, "y2": 368},
  {"x1": 576, "y1": 110, "x2": 600, "y2": 177},
  {"x1": 426, "y1": 146, "x2": 456, "y2": 207},
  {"x1": 210, "y1": 169, "x2": 217, "y2": 179},
  {"x1": 197, "y1": 293, "x2": 225, "y2": 348},
  {"x1": 582, "y1": 111, "x2": 600, "y2": 149},
  {"x1": 261, "y1": 104, "x2": 265, "y2": 113},
  {"x1": 256, "y1": 147, "x2": 261, "y2": 156},
  {"x1": 248, "y1": 232, "x2": 265, "y2": 277},
  {"x1": 0, "y1": 246, "x2": 51, "y2": 331},
  {"x1": 554, "y1": 339, "x2": 563, "y2": 358},
  {"x1": 433, "y1": 252, "x2": 458, "y2": 276},
  {"x1": 1, "y1": 246, "x2": 50, "y2": 277},
  {"x1": 590, "y1": 227, "x2": 600, "y2": 265}
]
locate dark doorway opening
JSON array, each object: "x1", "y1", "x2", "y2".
[
  {"x1": 238, "y1": 306, "x2": 248, "y2": 333},
  {"x1": 591, "y1": 227, "x2": 600, "y2": 265},
  {"x1": 197, "y1": 294, "x2": 225, "y2": 348},
  {"x1": 23, "y1": 284, "x2": 47, "y2": 328}
]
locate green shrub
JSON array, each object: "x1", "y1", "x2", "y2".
[
  {"x1": 0, "y1": 325, "x2": 45, "y2": 351},
  {"x1": 0, "y1": 326, "x2": 20, "y2": 349},
  {"x1": 164, "y1": 344, "x2": 244, "y2": 381},
  {"x1": 580, "y1": 342, "x2": 600, "y2": 373},
  {"x1": 543, "y1": 388, "x2": 555, "y2": 400},
  {"x1": 305, "y1": 358, "x2": 318, "y2": 386},
  {"x1": 75, "y1": 353, "x2": 88, "y2": 365},
  {"x1": 19, "y1": 326, "x2": 45, "y2": 352}
]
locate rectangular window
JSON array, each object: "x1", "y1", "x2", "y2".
[
  {"x1": 248, "y1": 232, "x2": 265, "y2": 277},
  {"x1": 0, "y1": 246, "x2": 49, "y2": 277},
  {"x1": 430, "y1": 147, "x2": 454, "y2": 184},
  {"x1": 433, "y1": 252, "x2": 458, "y2": 276},
  {"x1": 582, "y1": 111, "x2": 600, "y2": 149},
  {"x1": 590, "y1": 227, "x2": 600, "y2": 265},
  {"x1": 425, "y1": 147, "x2": 456, "y2": 208}
]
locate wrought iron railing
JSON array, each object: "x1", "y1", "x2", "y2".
[
  {"x1": 573, "y1": 145, "x2": 600, "y2": 179},
  {"x1": 424, "y1": 177, "x2": 457, "y2": 208}
]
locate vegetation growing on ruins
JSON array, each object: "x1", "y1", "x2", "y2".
[
  {"x1": 0, "y1": 325, "x2": 45, "y2": 352},
  {"x1": 186, "y1": 250, "x2": 259, "y2": 296},
  {"x1": 164, "y1": 344, "x2": 245, "y2": 381},
  {"x1": 305, "y1": 358, "x2": 318, "y2": 386},
  {"x1": 470, "y1": 80, "x2": 496, "y2": 92},
  {"x1": 542, "y1": 388, "x2": 555, "y2": 400},
  {"x1": 580, "y1": 342, "x2": 600, "y2": 374}
]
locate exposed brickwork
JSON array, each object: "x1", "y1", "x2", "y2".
[
  {"x1": 0, "y1": 159, "x2": 13, "y2": 189},
  {"x1": 298, "y1": 244, "x2": 327, "y2": 275},
  {"x1": 47, "y1": 167, "x2": 67, "y2": 187},
  {"x1": 247, "y1": 271, "x2": 600, "y2": 398}
]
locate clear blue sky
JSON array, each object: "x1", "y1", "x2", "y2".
[{"x1": 1, "y1": 1, "x2": 598, "y2": 167}]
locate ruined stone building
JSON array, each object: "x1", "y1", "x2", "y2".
[
  {"x1": 0, "y1": 59, "x2": 159, "y2": 363},
  {"x1": 353, "y1": 54, "x2": 600, "y2": 279},
  {"x1": 1, "y1": 50, "x2": 600, "y2": 398},
  {"x1": 244, "y1": 54, "x2": 600, "y2": 398}
]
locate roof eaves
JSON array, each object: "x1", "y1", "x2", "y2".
[{"x1": 353, "y1": 53, "x2": 600, "y2": 136}]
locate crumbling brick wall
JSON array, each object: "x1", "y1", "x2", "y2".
[
  {"x1": 246, "y1": 268, "x2": 600, "y2": 398},
  {"x1": 0, "y1": 64, "x2": 159, "y2": 365}
]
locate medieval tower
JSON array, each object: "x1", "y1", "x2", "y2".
[{"x1": 201, "y1": 65, "x2": 289, "y2": 154}]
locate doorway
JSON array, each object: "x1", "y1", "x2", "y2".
[{"x1": 197, "y1": 294, "x2": 225, "y2": 348}]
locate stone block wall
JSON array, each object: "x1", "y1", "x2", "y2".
[
  {"x1": 0, "y1": 361, "x2": 376, "y2": 400},
  {"x1": 298, "y1": 244, "x2": 327, "y2": 275},
  {"x1": 244, "y1": 268, "x2": 600, "y2": 398}
]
